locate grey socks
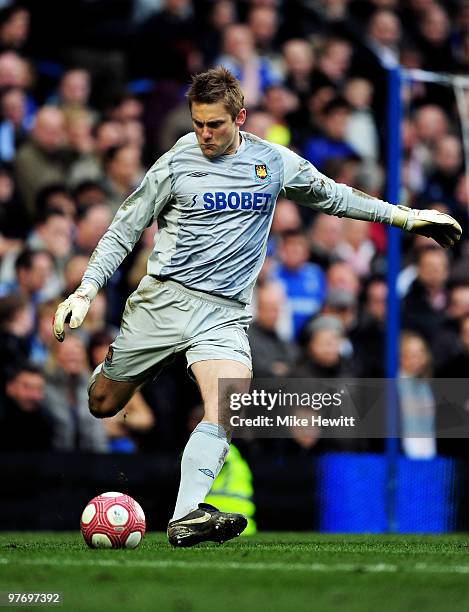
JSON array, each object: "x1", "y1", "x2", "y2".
[{"x1": 172, "y1": 422, "x2": 230, "y2": 521}]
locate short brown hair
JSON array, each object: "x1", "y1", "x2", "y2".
[{"x1": 187, "y1": 66, "x2": 244, "y2": 120}]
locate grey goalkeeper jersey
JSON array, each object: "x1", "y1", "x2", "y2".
[{"x1": 83, "y1": 131, "x2": 396, "y2": 304}]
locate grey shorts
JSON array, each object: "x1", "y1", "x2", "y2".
[{"x1": 102, "y1": 275, "x2": 252, "y2": 383}]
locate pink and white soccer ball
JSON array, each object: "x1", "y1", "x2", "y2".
[{"x1": 80, "y1": 492, "x2": 146, "y2": 549}]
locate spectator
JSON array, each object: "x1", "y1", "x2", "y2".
[
  {"x1": 273, "y1": 229, "x2": 326, "y2": 340},
  {"x1": 452, "y1": 173, "x2": 469, "y2": 235},
  {"x1": 350, "y1": 276, "x2": 387, "y2": 377},
  {"x1": 28, "y1": 209, "x2": 73, "y2": 263},
  {"x1": 156, "y1": 98, "x2": 193, "y2": 154},
  {"x1": 94, "y1": 119, "x2": 126, "y2": 153},
  {"x1": 0, "y1": 164, "x2": 27, "y2": 240},
  {"x1": 326, "y1": 260, "x2": 360, "y2": 298},
  {"x1": 420, "y1": 135, "x2": 463, "y2": 207},
  {"x1": 132, "y1": 0, "x2": 198, "y2": 81},
  {"x1": 14, "y1": 106, "x2": 73, "y2": 218},
  {"x1": 243, "y1": 109, "x2": 275, "y2": 140},
  {"x1": 398, "y1": 331, "x2": 436, "y2": 459},
  {"x1": 365, "y1": 9, "x2": 401, "y2": 68},
  {"x1": 216, "y1": 23, "x2": 280, "y2": 108},
  {"x1": 62, "y1": 254, "x2": 89, "y2": 296},
  {"x1": 437, "y1": 312, "x2": 469, "y2": 378},
  {"x1": 260, "y1": 84, "x2": 297, "y2": 147},
  {"x1": 54, "y1": 68, "x2": 94, "y2": 115},
  {"x1": 397, "y1": 234, "x2": 434, "y2": 298},
  {"x1": 0, "y1": 362, "x2": 53, "y2": 451},
  {"x1": 312, "y1": 38, "x2": 352, "y2": 90},
  {"x1": 402, "y1": 247, "x2": 449, "y2": 343},
  {"x1": 335, "y1": 218, "x2": 375, "y2": 278},
  {"x1": 414, "y1": 104, "x2": 449, "y2": 152},
  {"x1": 350, "y1": 9, "x2": 401, "y2": 124},
  {"x1": 288, "y1": 83, "x2": 337, "y2": 149},
  {"x1": 123, "y1": 118, "x2": 145, "y2": 150},
  {"x1": 30, "y1": 299, "x2": 58, "y2": 366},
  {"x1": 282, "y1": 39, "x2": 315, "y2": 102},
  {"x1": 35, "y1": 183, "x2": 76, "y2": 219},
  {"x1": 295, "y1": 315, "x2": 354, "y2": 377},
  {"x1": 321, "y1": 155, "x2": 361, "y2": 188},
  {"x1": 0, "y1": 248, "x2": 53, "y2": 307},
  {"x1": 302, "y1": 97, "x2": 357, "y2": 171},
  {"x1": 72, "y1": 180, "x2": 107, "y2": 210},
  {"x1": 307, "y1": 213, "x2": 343, "y2": 269},
  {"x1": 417, "y1": 3, "x2": 455, "y2": 72},
  {"x1": 322, "y1": 288, "x2": 357, "y2": 336},
  {"x1": 0, "y1": 86, "x2": 31, "y2": 161},
  {"x1": 198, "y1": 0, "x2": 236, "y2": 66},
  {"x1": 27, "y1": 209, "x2": 73, "y2": 298},
  {"x1": 247, "y1": 5, "x2": 281, "y2": 60},
  {"x1": 343, "y1": 77, "x2": 379, "y2": 161},
  {"x1": 285, "y1": 406, "x2": 320, "y2": 455},
  {"x1": 101, "y1": 144, "x2": 143, "y2": 214},
  {"x1": 64, "y1": 109, "x2": 95, "y2": 161},
  {"x1": 74, "y1": 204, "x2": 111, "y2": 257},
  {"x1": 43, "y1": 334, "x2": 108, "y2": 452},
  {"x1": 0, "y1": 293, "x2": 33, "y2": 383},
  {"x1": 434, "y1": 282, "x2": 469, "y2": 371},
  {"x1": 269, "y1": 198, "x2": 302, "y2": 245},
  {"x1": 0, "y1": 50, "x2": 32, "y2": 89},
  {"x1": 410, "y1": 104, "x2": 449, "y2": 191},
  {"x1": 87, "y1": 329, "x2": 154, "y2": 452},
  {"x1": 105, "y1": 93, "x2": 143, "y2": 124},
  {"x1": 0, "y1": 4, "x2": 30, "y2": 54},
  {"x1": 248, "y1": 281, "x2": 297, "y2": 377},
  {"x1": 70, "y1": 118, "x2": 127, "y2": 187}
]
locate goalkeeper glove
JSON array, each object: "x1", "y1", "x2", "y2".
[
  {"x1": 53, "y1": 282, "x2": 98, "y2": 342},
  {"x1": 391, "y1": 205, "x2": 462, "y2": 248}
]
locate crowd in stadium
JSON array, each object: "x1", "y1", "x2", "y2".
[{"x1": 0, "y1": 0, "x2": 468, "y2": 458}]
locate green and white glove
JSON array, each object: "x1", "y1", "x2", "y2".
[
  {"x1": 391, "y1": 205, "x2": 462, "y2": 248},
  {"x1": 53, "y1": 282, "x2": 98, "y2": 342}
]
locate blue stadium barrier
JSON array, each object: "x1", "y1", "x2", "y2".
[
  {"x1": 396, "y1": 455, "x2": 457, "y2": 533},
  {"x1": 316, "y1": 453, "x2": 456, "y2": 533},
  {"x1": 316, "y1": 453, "x2": 387, "y2": 533}
]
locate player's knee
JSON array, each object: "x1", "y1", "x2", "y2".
[{"x1": 89, "y1": 389, "x2": 119, "y2": 419}]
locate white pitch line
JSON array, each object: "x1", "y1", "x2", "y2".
[{"x1": 2, "y1": 557, "x2": 469, "y2": 574}]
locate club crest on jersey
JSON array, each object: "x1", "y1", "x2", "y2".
[{"x1": 254, "y1": 163, "x2": 271, "y2": 184}]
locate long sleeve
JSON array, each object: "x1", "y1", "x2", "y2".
[
  {"x1": 82, "y1": 150, "x2": 174, "y2": 290},
  {"x1": 273, "y1": 143, "x2": 395, "y2": 224}
]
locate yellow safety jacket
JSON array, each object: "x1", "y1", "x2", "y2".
[{"x1": 206, "y1": 444, "x2": 257, "y2": 535}]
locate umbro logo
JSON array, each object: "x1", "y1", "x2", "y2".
[
  {"x1": 199, "y1": 468, "x2": 215, "y2": 479},
  {"x1": 187, "y1": 172, "x2": 209, "y2": 177}
]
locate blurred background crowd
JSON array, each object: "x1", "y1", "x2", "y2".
[{"x1": 0, "y1": 0, "x2": 468, "y2": 460}]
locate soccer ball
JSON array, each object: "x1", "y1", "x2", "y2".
[{"x1": 80, "y1": 491, "x2": 146, "y2": 549}]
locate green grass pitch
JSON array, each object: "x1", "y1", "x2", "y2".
[{"x1": 2, "y1": 533, "x2": 469, "y2": 612}]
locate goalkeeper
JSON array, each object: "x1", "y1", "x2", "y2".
[{"x1": 53, "y1": 67, "x2": 462, "y2": 547}]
